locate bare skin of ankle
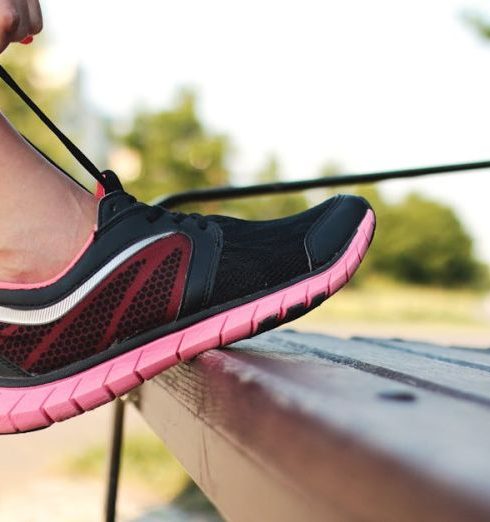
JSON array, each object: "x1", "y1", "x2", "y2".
[{"x1": 0, "y1": 113, "x2": 98, "y2": 284}]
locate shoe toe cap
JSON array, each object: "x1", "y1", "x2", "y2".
[{"x1": 305, "y1": 195, "x2": 371, "y2": 270}]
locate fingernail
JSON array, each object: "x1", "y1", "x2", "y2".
[{"x1": 21, "y1": 36, "x2": 34, "y2": 45}]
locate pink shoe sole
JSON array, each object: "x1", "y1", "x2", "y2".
[{"x1": 0, "y1": 210, "x2": 375, "y2": 434}]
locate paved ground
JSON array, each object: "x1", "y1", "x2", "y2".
[
  {"x1": 0, "y1": 404, "x2": 160, "y2": 521},
  {"x1": 0, "y1": 475, "x2": 157, "y2": 522},
  {"x1": 0, "y1": 403, "x2": 151, "y2": 486}
]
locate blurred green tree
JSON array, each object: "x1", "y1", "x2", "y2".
[
  {"x1": 120, "y1": 92, "x2": 309, "y2": 218},
  {"x1": 121, "y1": 90, "x2": 230, "y2": 208},
  {"x1": 464, "y1": 7, "x2": 490, "y2": 39},
  {"x1": 355, "y1": 186, "x2": 485, "y2": 287}
]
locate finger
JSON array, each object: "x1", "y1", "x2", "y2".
[
  {"x1": 26, "y1": 0, "x2": 42, "y2": 35},
  {"x1": 0, "y1": 1, "x2": 19, "y2": 51},
  {"x1": 8, "y1": 1, "x2": 30, "y2": 42}
]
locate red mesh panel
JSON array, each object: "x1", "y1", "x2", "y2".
[
  {"x1": 0, "y1": 233, "x2": 191, "y2": 374},
  {"x1": 116, "y1": 248, "x2": 184, "y2": 341}
]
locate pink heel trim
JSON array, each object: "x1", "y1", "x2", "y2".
[{"x1": 0, "y1": 230, "x2": 96, "y2": 290}]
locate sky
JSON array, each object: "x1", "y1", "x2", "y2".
[{"x1": 41, "y1": 0, "x2": 490, "y2": 260}]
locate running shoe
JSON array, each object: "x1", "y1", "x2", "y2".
[{"x1": 0, "y1": 66, "x2": 375, "y2": 433}]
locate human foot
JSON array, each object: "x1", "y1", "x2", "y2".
[
  {"x1": 0, "y1": 114, "x2": 97, "y2": 284},
  {"x1": 0, "y1": 66, "x2": 375, "y2": 434}
]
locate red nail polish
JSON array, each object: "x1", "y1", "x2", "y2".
[{"x1": 21, "y1": 36, "x2": 34, "y2": 45}]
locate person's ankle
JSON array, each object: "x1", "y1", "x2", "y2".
[{"x1": 0, "y1": 179, "x2": 98, "y2": 285}]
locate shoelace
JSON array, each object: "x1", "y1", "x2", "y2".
[
  {"x1": 0, "y1": 65, "x2": 208, "y2": 231},
  {"x1": 146, "y1": 205, "x2": 208, "y2": 230},
  {"x1": 0, "y1": 65, "x2": 118, "y2": 190}
]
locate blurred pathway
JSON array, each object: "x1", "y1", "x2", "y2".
[{"x1": 0, "y1": 404, "x2": 156, "y2": 521}]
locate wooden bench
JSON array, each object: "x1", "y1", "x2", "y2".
[{"x1": 105, "y1": 330, "x2": 490, "y2": 522}]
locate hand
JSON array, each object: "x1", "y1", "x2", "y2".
[{"x1": 0, "y1": 0, "x2": 42, "y2": 54}]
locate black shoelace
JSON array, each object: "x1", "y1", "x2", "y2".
[
  {"x1": 146, "y1": 205, "x2": 207, "y2": 230},
  {"x1": 7, "y1": 62, "x2": 486, "y2": 225},
  {"x1": 0, "y1": 65, "x2": 119, "y2": 190},
  {"x1": 0, "y1": 64, "x2": 209, "y2": 230}
]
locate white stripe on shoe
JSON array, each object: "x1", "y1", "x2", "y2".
[{"x1": 0, "y1": 233, "x2": 174, "y2": 325}]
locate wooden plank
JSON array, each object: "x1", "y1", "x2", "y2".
[
  {"x1": 262, "y1": 331, "x2": 490, "y2": 405},
  {"x1": 135, "y1": 331, "x2": 490, "y2": 522},
  {"x1": 356, "y1": 336, "x2": 490, "y2": 372}
]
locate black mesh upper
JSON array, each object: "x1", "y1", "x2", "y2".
[{"x1": 208, "y1": 198, "x2": 337, "y2": 306}]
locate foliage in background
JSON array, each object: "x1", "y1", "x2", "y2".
[
  {"x1": 120, "y1": 92, "x2": 309, "y2": 218},
  {"x1": 121, "y1": 91, "x2": 229, "y2": 205},
  {"x1": 355, "y1": 186, "x2": 486, "y2": 288},
  {"x1": 469, "y1": 16, "x2": 490, "y2": 39},
  {"x1": 64, "y1": 433, "x2": 189, "y2": 500},
  {"x1": 464, "y1": 7, "x2": 490, "y2": 40}
]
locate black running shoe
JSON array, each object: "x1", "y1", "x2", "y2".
[{"x1": 0, "y1": 66, "x2": 375, "y2": 433}]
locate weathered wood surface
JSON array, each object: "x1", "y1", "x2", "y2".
[{"x1": 134, "y1": 330, "x2": 490, "y2": 522}]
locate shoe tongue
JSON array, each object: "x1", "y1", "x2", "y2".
[{"x1": 97, "y1": 191, "x2": 138, "y2": 226}]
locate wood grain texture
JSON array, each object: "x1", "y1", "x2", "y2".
[
  {"x1": 135, "y1": 331, "x2": 490, "y2": 522},
  {"x1": 356, "y1": 336, "x2": 490, "y2": 371}
]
